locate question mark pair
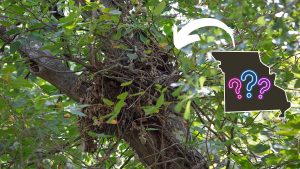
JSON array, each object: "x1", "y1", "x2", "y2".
[{"x1": 228, "y1": 70, "x2": 271, "y2": 100}]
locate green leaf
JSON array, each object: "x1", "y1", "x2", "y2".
[
  {"x1": 110, "y1": 9, "x2": 122, "y2": 15},
  {"x1": 65, "y1": 105, "x2": 87, "y2": 117},
  {"x1": 58, "y1": 12, "x2": 82, "y2": 30},
  {"x1": 7, "y1": 5, "x2": 25, "y2": 15},
  {"x1": 156, "y1": 93, "x2": 164, "y2": 107},
  {"x1": 112, "y1": 100, "x2": 126, "y2": 115},
  {"x1": 284, "y1": 71, "x2": 294, "y2": 82},
  {"x1": 172, "y1": 86, "x2": 183, "y2": 97},
  {"x1": 59, "y1": 12, "x2": 77, "y2": 24},
  {"x1": 103, "y1": 98, "x2": 114, "y2": 106},
  {"x1": 146, "y1": 127, "x2": 159, "y2": 131},
  {"x1": 184, "y1": 100, "x2": 191, "y2": 120},
  {"x1": 68, "y1": 109, "x2": 86, "y2": 117},
  {"x1": 131, "y1": 0, "x2": 139, "y2": 5},
  {"x1": 153, "y1": 1, "x2": 166, "y2": 16},
  {"x1": 10, "y1": 41, "x2": 21, "y2": 53},
  {"x1": 121, "y1": 80, "x2": 133, "y2": 87},
  {"x1": 250, "y1": 144, "x2": 270, "y2": 153},
  {"x1": 276, "y1": 130, "x2": 298, "y2": 136},
  {"x1": 199, "y1": 77, "x2": 206, "y2": 87},
  {"x1": 65, "y1": 23, "x2": 77, "y2": 30},
  {"x1": 143, "y1": 106, "x2": 159, "y2": 115},
  {"x1": 2, "y1": 65, "x2": 16, "y2": 74},
  {"x1": 88, "y1": 131, "x2": 111, "y2": 138},
  {"x1": 0, "y1": 97, "x2": 6, "y2": 108},
  {"x1": 117, "y1": 92, "x2": 128, "y2": 100},
  {"x1": 113, "y1": 30, "x2": 122, "y2": 40},
  {"x1": 262, "y1": 154, "x2": 279, "y2": 165},
  {"x1": 131, "y1": 91, "x2": 145, "y2": 96},
  {"x1": 294, "y1": 79, "x2": 300, "y2": 89},
  {"x1": 127, "y1": 53, "x2": 138, "y2": 60},
  {"x1": 107, "y1": 92, "x2": 129, "y2": 119},
  {"x1": 174, "y1": 101, "x2": 184, "y2": 113},
  {"x1": 11, "y1": 77, "x2": 32, "y2": 88},
  {"x1": 257, "y1": 16, "x2": 266, "y2": 26},
  {"x1": 139, "y1": 34, "x2": 148, "y2": 44},
  {"x1": 5, "y1": 28, "x2": 21, "y2": 36},
  {"x1": 75, "y1": 104, "x2": 90, "y2": 109}
]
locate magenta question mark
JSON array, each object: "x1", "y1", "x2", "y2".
[
  {"x1": 257, "y1": 78, "x2": 271, "y2": 100},
  {"x1": 228, "y1": 78, "x2": 242, "y2": 100}
]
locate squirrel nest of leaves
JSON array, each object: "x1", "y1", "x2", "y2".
[{"x1": 75, "y1": 33, "x2": 180, "y2": 152}]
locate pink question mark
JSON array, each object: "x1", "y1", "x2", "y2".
[
  {"x1": 257, "y1": 78, "x2": 271, "y2": 100},
  {"x1": 228, "y1": 78, "x2": 242, "y2": 100}
]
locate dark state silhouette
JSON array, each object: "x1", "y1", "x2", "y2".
[{"x1": 212, "y1": 51, "x2": 290, "y2": 117}]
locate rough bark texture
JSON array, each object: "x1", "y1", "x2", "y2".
[
  {"x1": 121, "y1": 116, "x2": 208, "y2": 169},
  {"x1": 0, "y1": 2, "x2": 209, "y2": 168}
]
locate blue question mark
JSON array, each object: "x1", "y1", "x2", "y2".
[{"x1": 240, "y1": 70, "x2": 258, "y2": 99}]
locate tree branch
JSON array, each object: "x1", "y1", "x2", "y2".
[{"x1": 0, "y1": 25, "x2": 87, "y2": 102}]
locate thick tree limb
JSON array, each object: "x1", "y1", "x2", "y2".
[{"x1": 0, "y1": 25, "x2": 87, "y2": 102}]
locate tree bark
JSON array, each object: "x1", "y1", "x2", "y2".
[{"x1": 120, "y1": 114, "x2": 208, "y2": 169}]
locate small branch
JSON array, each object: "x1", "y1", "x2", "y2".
[
  {"x1": 0, "y1": 25, "x2": 87, "y2": 102},
  {"x1": 226, "y1": 117, "x2": 237, "y2": 169},
  {"x1": 191, "y1": 101, "x2": 225, "y2": 142}
]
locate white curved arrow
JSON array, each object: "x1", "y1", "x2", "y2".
[{"x1": 173, "y1": 18, "x2": 235, "y2": 49}]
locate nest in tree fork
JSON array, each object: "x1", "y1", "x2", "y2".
[{"x1": 76, "y1": 33, "x2": 181, "y2": 152}]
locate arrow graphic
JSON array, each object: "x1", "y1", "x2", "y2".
[{"x1": 173, "y1": 18, "x2": 235, "y2": 49}]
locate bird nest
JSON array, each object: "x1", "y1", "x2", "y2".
[{"x1": 76, "y1": 33, "x2": 180, "y2": 152}]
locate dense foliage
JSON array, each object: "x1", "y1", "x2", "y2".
[{"x1": 0, "y1": 0, "x2": 299, "y2": 168}]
